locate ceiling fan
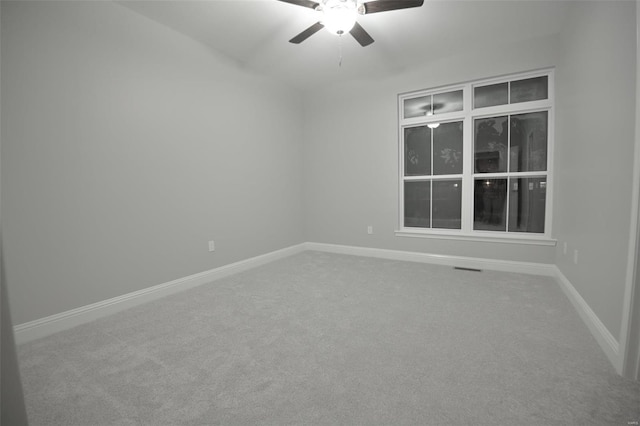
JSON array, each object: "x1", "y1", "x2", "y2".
[{"x1": 277, "y1": 0, "x2": 424, "y2": 47}]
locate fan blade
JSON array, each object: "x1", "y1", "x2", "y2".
[
  {"x1": 290, "y1": 21, "x2": 325, "y2": 44},
  {"x1": 276, "y1": 0, "x2": 320, "y2": 10},
  {"x1": 349, "y1": 22, "x2": 374, "y2": 47},
  {"x1": 360, "y1": 0, "x2": 424, "y2": 14}
]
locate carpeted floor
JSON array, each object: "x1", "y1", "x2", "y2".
[{"x1": 17, "y1": 251, "x2": 640, "y2": 425}]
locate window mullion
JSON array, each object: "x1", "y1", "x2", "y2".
[
  {"x1": 462, "y1": 86, "x2": 474, "y2": 232},
  {"x1": 429, "y1": 180, "x2": 433, "y2": 229},
  {"x1": 507, "y1": 123, "x2": 512, "y2": 233},
  {"x1": 398, "y1": 120, "x2": 405, "y2": 230}
]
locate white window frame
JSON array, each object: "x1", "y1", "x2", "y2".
[{"x1": 396, "y1": 69, "x2": 556, "y2": 246}]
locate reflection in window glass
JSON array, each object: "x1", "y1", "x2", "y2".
[
  {"x1": 404, "y1": 96, "x2": 431, "y2": 119},
  {"x1": 433, "y1": 180, "x2": 462, "y2": 229},
  {"x1": 404, "y1": 126, "x2": 431, "y2": 176},
  {"x1": 404, "y1": 181, "x2": 430, "y2": 228},
  {"x1": 508, "y1": 177, "x2": 546, "y2": 233},
  {"x1": 474, "y1": 116, "x2": 508, "y2": 173},
  {"x1": 433, "y1": 122, "x2": 463, "y2": 175},
  {"x1": 433, "y1": 90, "x2": 463, "y2": 114},
  {"x1": 474, "y1": 83, "x2": 508, "y2": 108},
  {"x1": 510, "y1": 111, "x2": 548, "y2": 172},
  {"x1": 474, "y1": 179, "x2": 507, "y2": 231},
  {"x1": 400, "y1": 70, "x2": 552, "y2": 236},
  {"x1": 511, "y1": 76, "x2": 548, "y2": 104}
]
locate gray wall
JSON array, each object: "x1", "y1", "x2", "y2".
[
  {"x1": 302, "y1": 34, "x2": 561, "y2": 264},
  {"x1": 553, "y1": 0, "x2": 637, "y2": 341},
  {"x1": 634, "y1": 0, "x2": 640, "y2": 381},
  {"x1": 1, "y1": 2, "x2": 29, "y2": 422},
  {"x1": 1, "y1": 1, "x2": 304, "y2": 325}
]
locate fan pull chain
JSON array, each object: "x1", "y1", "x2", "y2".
[{"x1": 338, "y1": 34, "x2": 343, "y2": 67}]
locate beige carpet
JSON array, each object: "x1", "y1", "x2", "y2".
[{"x1": 18, "y1": 251, "x2": 640, "y2": 425}]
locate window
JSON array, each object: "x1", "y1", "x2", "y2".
[
  {"x1": 403, "y1": 122, "x2": 464, "y2": 230},
  {"x1": 397, "y1": 70, "x2": 554, "y2": 243}
]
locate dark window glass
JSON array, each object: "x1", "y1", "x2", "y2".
[
  {"x1": 404, "y1": 181, "x2": 430, "y2": 228},
  {"x1": 404, "y1": 126, "x2": 431, "y2": 176},
  {"x1": 474, "y1": 82, "x2": 508, "y2": 108},
  {"x1": 474, "y1": 116, "x2": 508, "y2": 173},
  {"x1": 508, "y1": 177, "x2": 546, "y2": 233},
  {"x1": 510, "y1": 111, "x2": 548, "y2": 172},
  {"x1": 432, "y1": 180, "x2": 462, "y2": 229},
  {"x1": 404, "y1": 96, "x2": 431, "y2": 119},
  {"x1": 474, "y1": 178, "x2": 507, "y2": 231},
  {"x1": 433, "y1": 90, "x2": 463, "y2": 114},
  {"x1": 511, "y1": 76, "x2": 548, "y2": 104},
  {"x1": 433, "y1": 121, "x2": 463, "y2": 175}
]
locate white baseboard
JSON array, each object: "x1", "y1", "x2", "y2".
[
  {"x1": 303, "y1": 242, "x2": 557, "y2": 276},
  {"x1": 552, "y1": 266, "x2": 621, "y2": 373},
  {"x1": 15, "y1": 240, "x2": 620, "y2": 376},
  {"x1": 14, "y1": 243, "x2": 306, "y2": 345}
]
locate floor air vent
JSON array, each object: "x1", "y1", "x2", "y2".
[{"x1": 454, "y1": 266, "x2": 482, "y2": 272}]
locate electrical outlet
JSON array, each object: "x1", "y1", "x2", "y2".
[
  {"x1": 563, "y1": 242, "x2": 567, "y2": 255},
  {"x1": 573, "y1": 249, "x2": 578, "y2": 264},
  {"x1": 367, "y1": 225, "x2": 373, "y2": 235},
  {"x1": 208, "y1": 240, "x2": 215, "y2": 252}
]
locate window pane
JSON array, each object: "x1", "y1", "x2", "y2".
[
  {"x1": 474, "y1": 82, "x2": 508, "y2": 108},
  {"x1": 433, "y1": 121, "x2": 463, "y2": 175},
  {"x1": 404, "y1": 126, "x2": 431, "y2": 176},
  {"x1": 432, "y1": 180, "x2": 462, "y2": 229},
  {"x1": 404, "y1": 95, "x2": 431, "y2": 119},
  {"x1": 508, "y1": 177, "x2": 546, "y2": 233},
  {"x1": 404, "y1": 181, "x2": 430, "y2": 228},
  {"x1": 510, "y1": 111, "x2": 548, "y2": 172},
  {"x1": 474, "y1": 116, "x2": 508, "y2": 173},
  {"x1": 474, "y1": 178, "x2": 507, "y2": 231},
  {"x1": 433, "y1": 90, "x2": 463, "y2": 114},
  {"x1": 510, "y1": 76, "x2": 548, "y2": 104}
]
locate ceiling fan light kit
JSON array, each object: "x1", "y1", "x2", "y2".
[
  {"x1": 322, "y1": 0, "x2": 357, "y2": 35},
  {"x1": 277, "y1": 0, "x2": 424, "y2": 46}
]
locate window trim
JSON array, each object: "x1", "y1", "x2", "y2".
[
  {"x1": 394, "y1": 229, "x2": 557, "y2": 246},
  {"x1": 397, "y1": 69, "x2": 556, "y2": 245}
]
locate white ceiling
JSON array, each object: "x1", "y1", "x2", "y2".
[{"x1": 118, "y1": 0, "x2": 572, "y2": 91}]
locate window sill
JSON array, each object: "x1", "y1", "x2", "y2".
[{"x1": 395, "y1": 229, "x2": 557, "y2": 246}]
